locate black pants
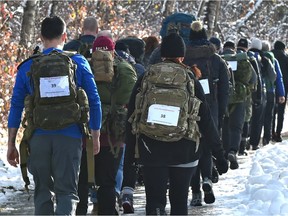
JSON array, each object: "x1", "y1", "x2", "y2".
[
  {"x1": 143, "y1": 165, "x2": 196, "y2": 215},
  {"x1": 222, "y1": 102, "x2": 246, "y2": 153},
  {"x1": 273, "y1": 91, "x2": 287, "y2": 135},
  {"x1": 190, "y1": 141, "x2": 212, "y2": 192},
  {"x1": 249, "y1": 99, "x2": 266, "y2": 148},
  {"x1": 263, "y1": 92, "x2": 275, "y2": 141},
  {"x1": 94, "y1": 146, "x2": 123, "y2": 215},
  {"x1": 76, "y1": 148, "x2": 89, "y2": 215}
]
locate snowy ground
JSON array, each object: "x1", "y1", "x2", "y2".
[{"x1": 0, "y1": 114, "x2": 288, "y2": 215}]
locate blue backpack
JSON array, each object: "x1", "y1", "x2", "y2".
[{"x1": 160, "y1": 12, "x2": 196, "y2": 44}]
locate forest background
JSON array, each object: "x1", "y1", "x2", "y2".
[{"x1": 0, "y1": 0, "x2": 287, "y2": 138}]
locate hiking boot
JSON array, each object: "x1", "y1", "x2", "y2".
[
  {"x1": 190, "y1": 192, "x2": 202, "y2": 206},
  {"x1": 245, "y1": 140, "x2": 251, "y2": 150},
  {"x1": 116, "y1": 192, "x2": 122, "y2": 211},
  {"x1": 272, "y1": 133, "x2": 282, "y2": 142},
  {"x1": 238, "y1": 151, "x2": 248, "y2": 156},
  {"x1": 262, "y1": 138, "x2": 269, "y2": 146},
  {"x1": 121, "y1": 193, "x2": 134, "y2": 214},
  {"x1": 148, "y1": 208, "x2": 167, "y2": 215},
  {"x1": 228, "y1": 151, "x2": 239, "y2": 170},
  {"x1": 252, "y1": 145, "x2": 259, "y2": 150},
  {"x1": 91, "y1": 203, "x2": 98, "y2": 215},
  {"x1": 202, "y1": 178, "x2": 215, "y2": 204},
  {"x1": 211, "y1": 165, "x2": 219, "y2": 183}
]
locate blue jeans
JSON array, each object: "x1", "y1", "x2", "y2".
[{"x1": 115, "y1": 145, "x2": 125, "y2": 195}]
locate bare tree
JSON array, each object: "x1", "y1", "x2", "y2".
[
  {"x1": 162, "y1": 0, "x2": 176, "y2": 17},
  {"x1": 199, "y1": 0, "x2": 221, "y2": 38},
  {"x1": 17, "y1": 0, "x2": 38, "y2": 61},
  {"x1": 50, "y1": 1, "x2": 59, "y2": 17}
]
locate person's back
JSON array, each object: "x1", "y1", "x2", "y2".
[
  {"x1": 248, "y1": 37, "x2": 276, "y2": 150},
  {"x1": 64, "y1": 17, "x2": 98, "y2": 56},
  {"x1": 7, "y1": 16, "x2": 101, "y2": 215},
  {"x1": 271, "y1": 40, "x2": 288, "y2": 142},
  {"x1": 183, "y1": 20, "x2": 229, "y2": 207},
  {"x1": 91, "y1": 35, "x2": 137, "y2": 215},
  {"x1": 184, "y1": 21, "x2": 230, "y2": 126},
  {"x1": 221, "y1": 41, "x2": 256, "y2": 170},
  {"x1": 63, "y1": 16, "x2": 100, "y2": 215},
  {"x1": 261, "y1": 40, "x2": 285, "y2": 145},
  {"x1": 122, "y1": 32, "x2": 228, "y2": 215}
]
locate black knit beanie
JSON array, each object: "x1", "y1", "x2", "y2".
[
  {"x1": 223, "y1": 41, "x2": 236, "y2": 49},
  {"x1": 161, "y1": 33, "x2": 186, "y2": 58},
  {"x1": 274, "y1": 40, "x2": 285, "y2": 50},
  {"x1": 237, "y1": 38, "x2": 248, "y2": 48},
  {"x1": 189, "y1": 21, "x2": 207, "y2": 41}
]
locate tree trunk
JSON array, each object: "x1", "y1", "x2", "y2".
[
  {"x1": 162, "y1": 0, "x2": 176, "y2": 17},
  {"x1": 50, "y1": 0, "x2": 59, "y2": 17},
  {"x1": 17, "y1": 0, "x2": 38, "y2": 61},
  {"x1": 204, "y1": 0, "x2": 220, "y2": 38}
]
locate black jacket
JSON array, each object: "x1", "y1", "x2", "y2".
[
  {"x1": 184, "y1": 43, "x2": 230, "y2": 126},
  {"x1": 272, "y1": 49, "x2": 288, "y2": 90}
]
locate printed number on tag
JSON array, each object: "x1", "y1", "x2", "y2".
[
  {"x1": 147, "y1": 104, "x2": 180, "y2": 126},
  {"x1": 39, "y1": 75, "x2": 70, "y2": 98}
]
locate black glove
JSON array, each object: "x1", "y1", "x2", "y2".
[{"x1": 215, "y1": 156, "x2": 228, "y2": 175}]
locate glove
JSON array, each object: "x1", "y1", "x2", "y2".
[{"x1": 215, "y1": 156, "x2": 228, "y2": 175}]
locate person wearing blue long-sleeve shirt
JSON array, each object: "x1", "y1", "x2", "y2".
[{"x1": 7, "y1": 16, "x2": 102, "y2": 215}]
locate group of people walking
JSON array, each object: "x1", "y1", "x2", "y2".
[{"x1": 6, "y1": 12, "x2": 287, "y2": 215}]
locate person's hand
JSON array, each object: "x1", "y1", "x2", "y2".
[
  {"x1": 215, "y1": 156, "x2": 228, "y2": 175},
  {"x1": 91, "y1": 129, "x2": 100, "y2": 155},
  {"x1": 278, "y1": 96, "x2": 285, "y2": 104},
  {"x1": 7, "y1": 145, "x2": 19, "y2": 167}
]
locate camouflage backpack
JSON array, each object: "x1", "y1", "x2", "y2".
[
  {"x1": 93, "y1": 52, "x2": 137, "y2": 156},
  {"x1": 24, "y1": 50, "x2": 89, "y2": 130},
  {"x1": 222, "y1": 52, "x2": 253, "y2": 104},
  {"x1": 129, "y1": 61, "x2": 202, "y2": 144},
  {"x1": 91, "y1": 50, "x2": 114, "y2": 82}
]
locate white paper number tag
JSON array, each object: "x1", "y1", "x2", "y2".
[
  {"x1": 199, "y1": 79, "x2": 210, "y2": 94},
  {"x1": 147, "y1": 104, "x2": 180, "y2": 126},
  {"x1": 227, "y1": 61, "x2": 237, "y2": 71},
  {"x1": 39, "y1": 75, "x2": 70, "y2": 98}
]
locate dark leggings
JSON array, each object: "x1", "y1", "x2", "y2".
[
  {"x1": 273, "y1": 91, "x2": 287, "y2": 134},
  {"x1": 143, "y1": 166, "x2": 196, "y2": 215},
  {"x1": 94, "y1": 146, "x2": 123, "y2": 215},
  {"x1": 190, "y1": 146, "x2": 212, "y2": 192}
]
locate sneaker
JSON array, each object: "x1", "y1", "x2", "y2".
[
  {"x1": 202, "y1": 178, "x2": 215, "y2": 204},
  {"x1": 121, "y1": 193, "x2": 134, "y2": 214},
  {"x1": 190, "y1": 192, "x2": 202, "y2": 206},
  {"x1": 228, "y1": 151, "x2": 239, "y2": 170},
  {"x1": 211, "y1": 165, "x2": 219, "y2": 183}
]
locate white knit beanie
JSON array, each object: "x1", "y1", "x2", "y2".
[{"x1": 250, "y1": 38, "x2": 262, "y2": 50}]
